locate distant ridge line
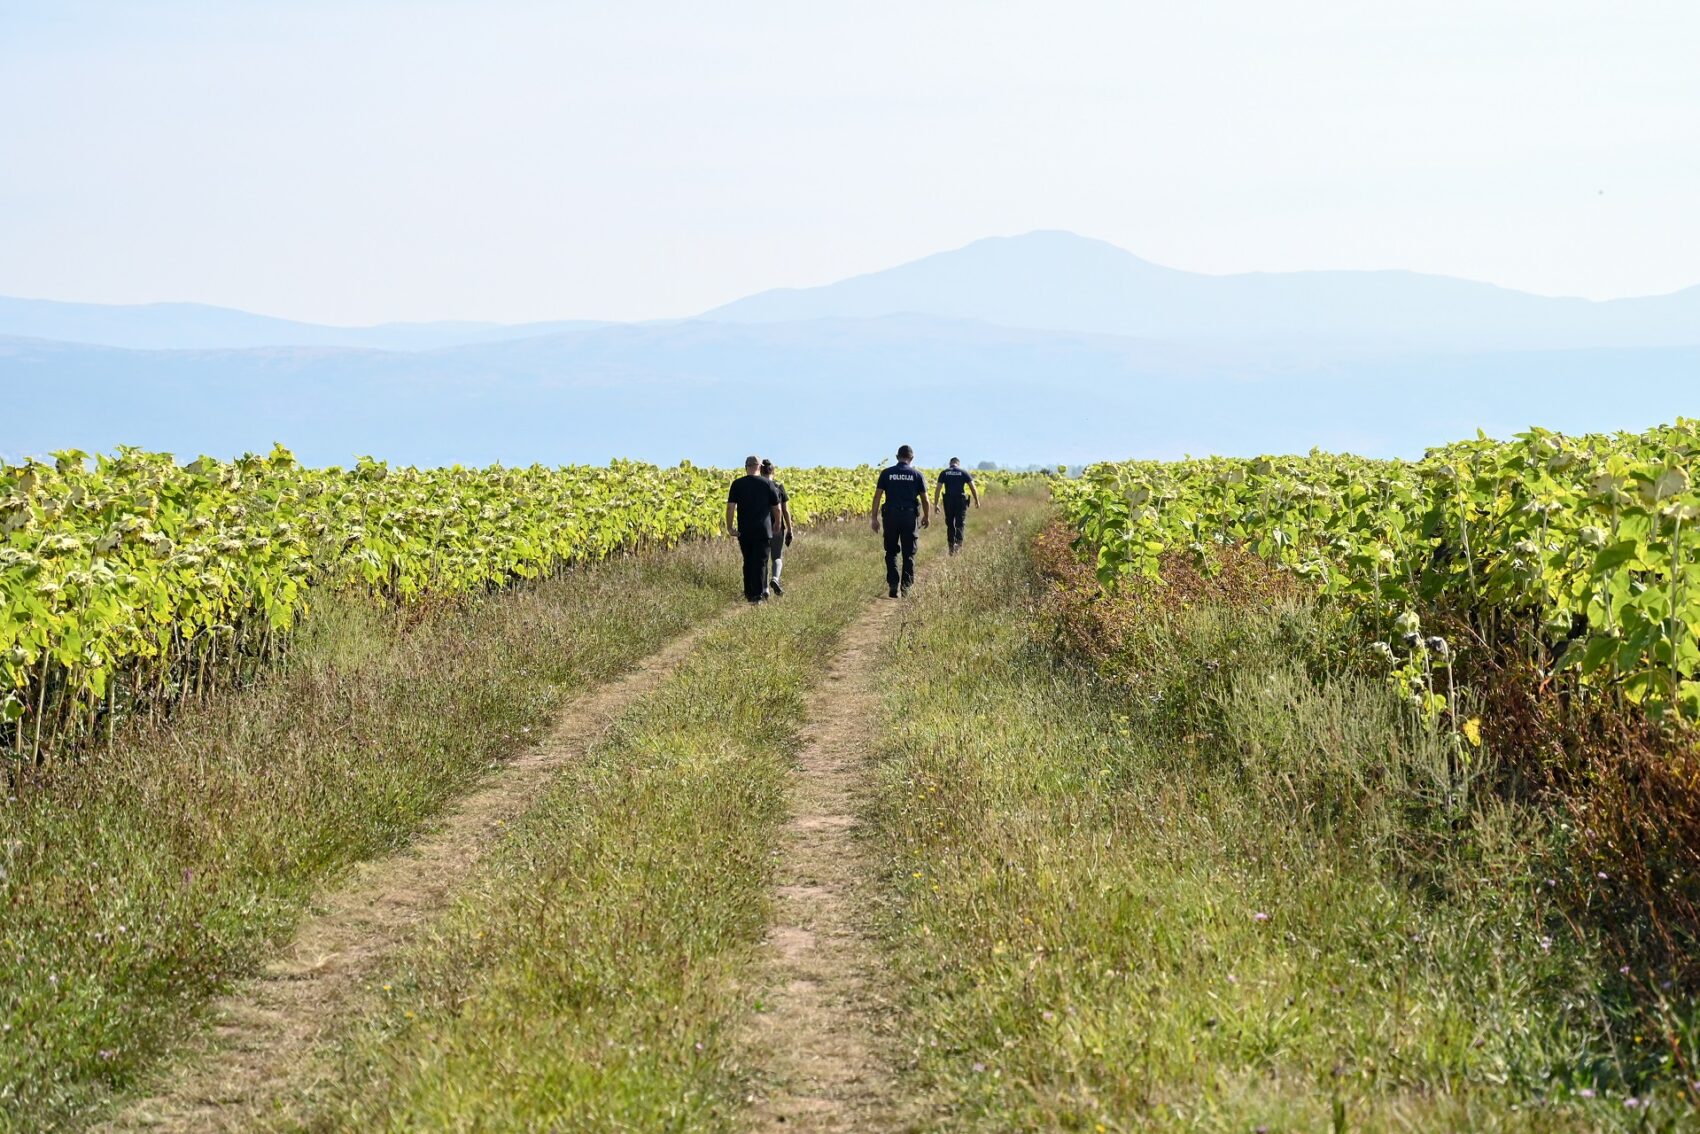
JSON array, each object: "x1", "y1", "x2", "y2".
[{"x1": 5, "y1": 230, "x2": 1697, "y2": 352}]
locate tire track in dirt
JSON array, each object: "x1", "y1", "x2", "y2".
[
  {"x1": 98, "y1": 612, "x2": 733, "y2": 1133},
  {"x1": 741, "y1": 593, "x2": 911, "y2": 1133}
]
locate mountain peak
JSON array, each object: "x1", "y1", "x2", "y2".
[
  {"x1": 972, "y1": 228, "x2": 1148, "y2": 253},
  {"x1": 701, "y1": 230, "x2": 1180, "y2": 329},
  {"x1": 933, "y1": 230, "x2": 1170, "y2": 273}
]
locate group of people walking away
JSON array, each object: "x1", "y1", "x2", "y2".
[
  {"x1": 725, "y1": 445, "x2": 977, "y2": 604},
  {"x1": 725, "y1": 456, "x2": 794, "y2": 603}
]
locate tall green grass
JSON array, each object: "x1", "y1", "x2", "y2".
[{"x1": 867, "y1": 515, "x2": 1694, "y2": 1131}]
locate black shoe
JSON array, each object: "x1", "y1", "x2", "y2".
[
  {"x1": 888, "y1": 588, "x2": 899, "y2": 599},
  {"x1": 770, "y1": 579, "x2": 783, "y2": 596}
]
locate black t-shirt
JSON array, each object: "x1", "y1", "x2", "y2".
[
  {"x1": 877, "y1": 462, "x2": 927, "y2": 515},
  {"x1": 728, "y1": 474, "x2": 782, "y2": 536},
  {"x1": 939, "y1": 467, "x2": 974, "y2": 500},
  {"x1": 771, "y1": 479, "x2": 788, "y2": 507}
]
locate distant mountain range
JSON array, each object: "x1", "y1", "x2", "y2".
[
  {"x1": 0, "y1": 294, "x2": 604, "y2": 352},
  {"x1": 706, "y1": 231, "x2": 1700, "y2": 351},
  {"x1": 6, "y1": 232, "x2": 1698, "y2": 465}
]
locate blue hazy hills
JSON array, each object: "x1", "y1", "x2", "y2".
[
  {"x1": 0, "y1": 294, "x2": 605, "y2": 352},
  {"x1": 706, "y1": 232, "x2": 1700, "y2": 350},
  {"x1": 5, "y1": 231, "x2": 1697, "y2": 466}
]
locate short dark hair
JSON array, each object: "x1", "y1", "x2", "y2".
[
  {"x1": 896, "y1": 444, "x2": 914, "y2": 461},
  {"x1": 760, "y1": 459, "x2": 775, "y2": 473},
  {"x1": 949, "y1": 457, "x2": 961, "y2": 466},
  {"x1": 745, "y1": 455, "x2": 761, "y2": 470}
]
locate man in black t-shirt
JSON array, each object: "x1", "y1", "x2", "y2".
[
  {"x1": 870, "y1": 444, "x2": 929, "y2": 598},
  {"x1": 726, "y1": 455, "x2": 783, "y2": 603},
  {"x1": 934, "y1": 457, "x2": 979, "y2": 554}
]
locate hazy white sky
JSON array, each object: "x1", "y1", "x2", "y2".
[{"x1": 3, "y1": 0, "x2": 1696, "y2": 324}]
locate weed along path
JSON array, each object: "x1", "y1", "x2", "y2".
[
  {"x1": 98, "y1": 615, "x2": 728, "y2": 1134},
  {"x1": 741, "y1": 597, "x2": 911, "y2": 1131}
]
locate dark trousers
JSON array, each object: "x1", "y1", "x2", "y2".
[
  {"x1": 944, "y1": 498, "x2": 968, "y2": 548},
  {"x1": 738, "y1": 530, "x2": 770, "y2": 601},
  {"x1": 882, "y1": 511, "x2": 918, "y2": 593}
]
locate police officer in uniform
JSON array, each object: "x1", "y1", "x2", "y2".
[
  {"x1": 726, "y1": 455, "x2": 783, "y2": 603},
  {"x1": 934, "y1": 456, "x2": 979, "y2": 554},
  {"x1": 870, "y1": 444, "x2": 929, "y2": 598}
]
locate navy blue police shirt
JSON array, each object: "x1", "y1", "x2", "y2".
[
  {"x1": 877, "y1": 462, "x2": 927, "y2": 516},
  {"x1": 938, "y1": 467, "x2": 974, "y2": 501},
  {"x1": 728, "y1": 474, "x2": 782, "y2": 537}
]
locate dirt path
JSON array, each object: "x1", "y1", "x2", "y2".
[
  {"x1": 742, "y1": 596, "x2": 910, "y2": 1133},
  {"x1": 99, "y1": 614, "x2": 730, "y2": 1133}
]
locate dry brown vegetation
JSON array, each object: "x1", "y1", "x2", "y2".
[
  {"x1": 1434, "y1": 609, "x2": 1700, "y2": 984},
  {"x1": 1031, "y1": 520, "x2": 1300, "y2": 670}
]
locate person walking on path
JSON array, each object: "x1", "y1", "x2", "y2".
[
  {"x1": 934, "y1": 456, "x2": 979, "y2": 555},
  {"x1": 760, "y1": 458, "x2": 794, "y2": 596},
  {"x1": 870, "y1": 444, "x2": 929, "y2": 598},
  {"x1": 727, "y1": 455, "x2": 783, "y2": 603}
]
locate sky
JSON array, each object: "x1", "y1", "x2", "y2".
[{"x1": 2, "y1": 0, "x2": 1697, "y2": 325}]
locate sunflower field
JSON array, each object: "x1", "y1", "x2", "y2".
[
  {"x1": 1057, "y1": 420, "x2": 1700, "y2": 723},
  {"x1": 0, "y1": 446, "x2": 888, "y2": 769}
]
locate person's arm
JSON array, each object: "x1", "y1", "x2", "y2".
[
  {"x1": 919, "y1": 478, "x2": 931, "y2": 528},
  {"x1": 725, "y1": 499, "x2": 737, "y2": 537},
  {"x1": 781, "y1": 500, "x2": 794, "y2": 534},
  {"x1": 933, "y1": 483, "x2": 943, "y2": 509},
  {"x1": 869, "y1": 484, "x2": 884, "y2": 532},
  {"x1": 970, "y1": 477, "x2": 980, "y2": 507},
  {"x1": 770, "y1": 503, "x2": 783, "y2": 531}
]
